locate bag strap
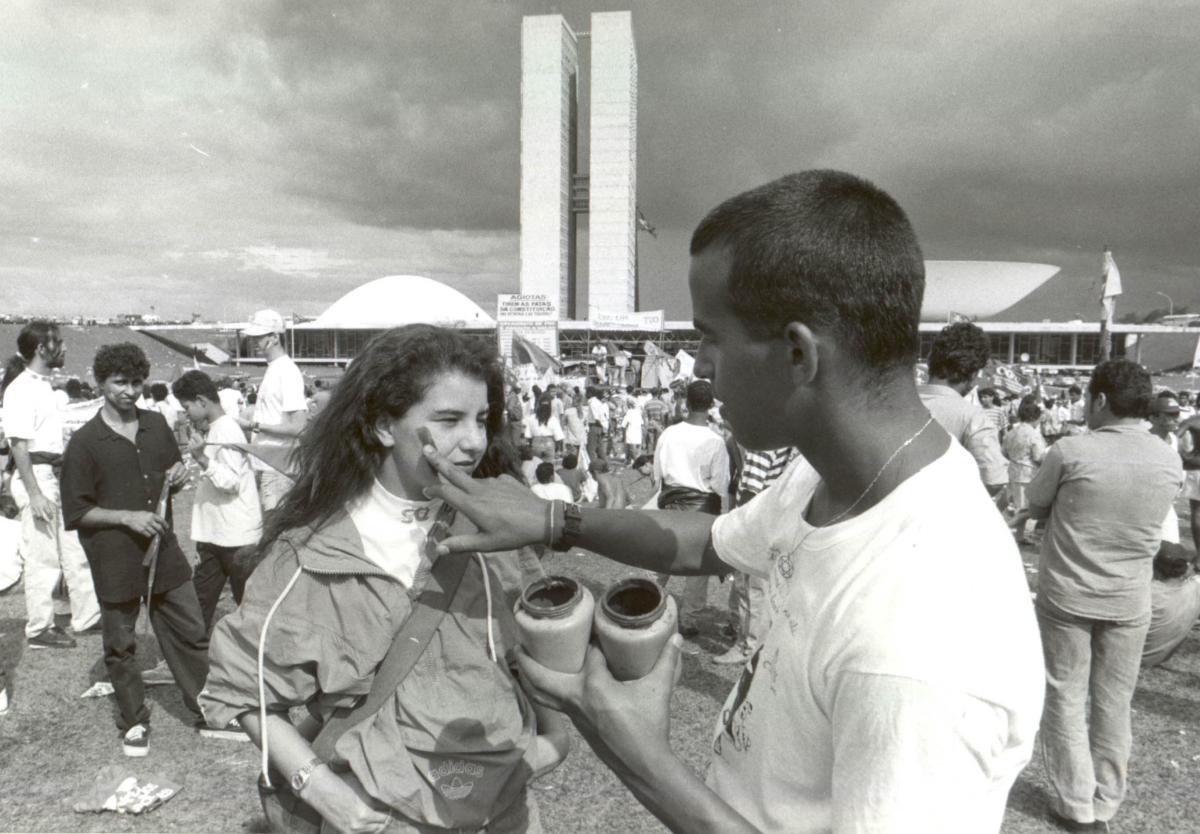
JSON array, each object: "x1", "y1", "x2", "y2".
[{"x1": 310, "y1": 506, "x2": 471, "y2": 761}]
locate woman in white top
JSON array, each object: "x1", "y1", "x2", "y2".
[{"x1": 524, "y1": 398, "x2": 563, "y2": 463}]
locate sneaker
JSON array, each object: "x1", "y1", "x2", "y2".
[
  {"x1": 123, "y1": 723, "x2": 150, "y2": 757},
  {"x1": 712, "y1": 646, "x2": 753, "y2": 666},
  {"x1": 27, "y1": 627, "x2": 76, "y2": 649},
  {"x1": 141, "y1": 660, "x2": 175, "y2": 687},
  {"x1": 0, "y1": 687, "x2": 9, "y2": 715},
  {"x1": 198, "y1": 720, "x2": 250, "y2": 742}
]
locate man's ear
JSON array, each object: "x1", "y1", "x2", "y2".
[
  {"x1": 1091, "y1": 392, "x2": 1107, "y2": 414},
  {"x1": 783, "y1": 322, "x2": 819, "y2": 386},
  {"x1": 374, "y1": 415, "x2": 396, "y2": 448}
]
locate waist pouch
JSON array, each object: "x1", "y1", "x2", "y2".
[
  {"x1": 658, "y1": 485, "x2": 721, "y2": 515},
  {"x1": 401, "y1": 744, "x2": 529, "y2": 829}
]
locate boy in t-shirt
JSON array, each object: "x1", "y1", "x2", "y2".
[{"x1": 172, "y1": 371, "x2": 262, "y2": 634}]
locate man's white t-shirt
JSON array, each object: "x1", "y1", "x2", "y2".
[
  {"x1": 1, "y1": 370, "x2": 64, "y2": 454},
  {"x1": 347, "y1": 480, "x2": 441, "y2": 588},
  {"x1": 653, "y1": 422, "x2": 729, "y2": 496},
  {"x1": 218, "y1": 387, "x2": 244, "y2": 419},
  {"x1": 708, "y1": 443, "x2": 1043, "y2": 833},
  {"x1": 531, "y1": 481, "x2": 574, "y2": 503},
  {"x1": 192, "y1": 414, "x2": 263, "y2": 547},
  {"x1": 252, "y1": 354, "x2": 308, "y2": 472}
]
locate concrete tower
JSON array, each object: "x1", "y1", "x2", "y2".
[
  {"x1": 586, "y1": 11, "x2": 638, "y2": 318},
  {"x1": 519, "y1": 15, "x2": 579, "y2": 316}
]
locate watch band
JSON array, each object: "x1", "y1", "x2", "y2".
[
  {"x1": 289, "y1": 756, "x2": 324, "y2": 794},
  {"x1": 552, "y1": 501, "x2": 583, "y2": 552}
]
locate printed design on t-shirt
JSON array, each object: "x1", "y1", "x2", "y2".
[
  {"x1": 397, "y1": 506, "x2": 434, "y2": 523},
  {"x1": 777, "y1": 551, "x2": 794, "y2": 579},
  {"x1": 430, "y1": 759, "x2": 484, "y2": 800},
  {"x1": 714, "y1": 647, "x2": 759, "y2": 757}
]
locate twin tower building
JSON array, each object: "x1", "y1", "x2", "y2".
[{"x1": 520, "y1": 12, "x2": 638, "y2": 321}]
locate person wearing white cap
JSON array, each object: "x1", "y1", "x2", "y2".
[{"x1": 236, "y1": 310, "x2": 307, "y2": 512}]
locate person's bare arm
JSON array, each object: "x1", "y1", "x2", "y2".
[
  {"x1": 243, "y1": 410, "x2": 307, "y2": 439},
  {"x1": 10, "y1": 439, "x2": 54, "y2": 521},
  {"x1": 422, "y1": 443, "x2": 727, "y2": 576}
]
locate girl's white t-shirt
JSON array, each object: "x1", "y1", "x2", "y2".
[
  {"x1": 346, "y1": 479, "x2": 441, "y2": 588},
  {"x1": 707, "y1": 443, "x2": 1044, "y2": 833}
]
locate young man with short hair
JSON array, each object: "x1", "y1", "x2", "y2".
[
  {"x1": 919, "y1": 322, "x2": 1008, "y2": 497},
  {"x1": 530, "y1": 461, "x2": 574, "y2": 503},
  {"x1": 1026, "y1": 360, "x2": 1183, "y2": 829},
  {"x1": 236, "y1": 310, "x2": 307, "y2": 512},
  {"x1": 172, "y1": 370, "x2": 262, "y2": 634},
  {"x1": 422, "y1": 170, "x2": 1044, "y2": 833},
  {"x1": 1, "y1": 321, "x2": 100, "y2": 647},
  {"x1": 60, "y1": 343, "x2": 210, "y2": 757},
  {"x1": 556, "y1": 452, "x2": 586, "y2": 502}
]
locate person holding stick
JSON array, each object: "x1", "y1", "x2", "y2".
[{"x1": 60, "y1": 343, "x2": 210, "y2": 758}]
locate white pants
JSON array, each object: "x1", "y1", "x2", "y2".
[{"x1": 11, "y1": 465, "x2": 100, "y2": 636}]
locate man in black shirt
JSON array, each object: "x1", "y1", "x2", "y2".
[{"x1": 61, "y1": 343, "x2": 209, "y2": 758}]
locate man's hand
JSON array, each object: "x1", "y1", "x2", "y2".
[
  {"x1": 420, "y1": 438, "x2": 547, "y2": 554},
  {"x1": 28, "y1": 492, "x2": 57, "y2": 523},
  {"x1": 166, "y1": 461, "x2": 189, "y2": 488},
  {"x1": 122, "y1": 511, "x2": 168, "y2": 538},
  {"x1": 515, "y1": 634, "x2": 684, "y2": 780},
  {"x1": 187, "y1": 434, "x2": 208, "y2": 462},
  {"x1": 301, "y1": 767, "x2": 390, "y2": 834}
]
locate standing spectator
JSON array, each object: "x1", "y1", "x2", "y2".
[
  {"x1": 919, "y1": 322, "x2": 1008, "y2": 498},
  {"x1": 713, "y1": 445, "x2": 797, "y2": 666},
  {"x1": 1026, "y1": 359, "x2": 1183, "y2": 830},
  {"x1": 1066, "y1": 384, "x2": 1088, "y2": 433},
  {"x1": 504, "y1": 384, "x2": 525, "y2": 449},
  {"x1": 60, "y1": 343, "x2": 210, "y2": 757},
  {"x1": 1003, "y1": 395, "x2": 1047, "y2": 543},
  {"x1": 561, "y1": 393, "x2": 586, "y2": 456},
  {"x1": 1, "y1": 322, "x2": 100, "y2": 647},
  {"x1": 652, "y1": 380, "x2": 729, "y2": 639},
  {"x1": 1180, "y1": 412, "x2": 1200, "y2": 557},
  {"x1": 978, "y1": 387, "x2": 1009, "y2": 439},
  {"x1": 1178, "y1": 390, "x2": 1195, "y2": 420},
  {"x1": 172, "y1": 371, "x2": 262, "y2": 634},
  {"x1": 1040, "y1": 396, "x2": 1067, "y2": 444},
  {"x1": 621, "y1": 399, "x2": 644, "y2": 464},
  {"x1": 525, "y1": 398, "x2": 563, "y2": 462},
  {"x1": 608, "y1": 388, "x2": 629, "y2": 462},
  {"x1": 1149, "y1": 394, "x2": 1185, "y2": 547},
  {"x1": 236, "y1": 310, "x2": 308, "y2": 512},
  {"x1": 586, "y1": 386, "x2": 610, "y2": 462},
  {"x1": 642, "y1": 387, "x2": 670, "y2": 453}
]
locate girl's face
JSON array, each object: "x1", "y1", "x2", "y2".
[{"x1": 376, "y1": 370, "x2": 490, "y2": 500}]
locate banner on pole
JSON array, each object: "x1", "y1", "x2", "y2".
[{"x1": 590, "y1": 310, "x2": 665, "y2": 332}]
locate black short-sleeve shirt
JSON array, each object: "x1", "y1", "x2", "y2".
[{"x1": 61, "y1": 408, "x2": 192, "y2": 603}]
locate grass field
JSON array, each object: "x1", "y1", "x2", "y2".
[{"x1": 2, "y1": 473, "x2": 1199, "y2": 833}]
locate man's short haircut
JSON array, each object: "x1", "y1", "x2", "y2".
[
  {"x1": 928, "y1": 323, "x2": 991, "y2": 386},
  {"x1": 978, "y1": 386, "x2": 998, "y2": 400},
  {"x1": 1088, "y1": 360, "x2": 1153, "y2": 419},
  {"x1": 535, "y1": 461, "x2": 555, "y2": 485},
  {"x1": 686, "y1": 380, "x2": 715, "y2": 412},
  {"x1": 93, "y1": 343, "x2": 150, "y2": 383},
  {"x1": 1017, "y1": 395, "x2": 1042, "y2": 423},
  {"x1": 1068, "y1": 384, "x2": 1082, "y2": 396},
  {"x1": 518, "y1": 445, "x2": 534, "y2": 461},
  {"x1": 689, "y1": 169, "x2": 924, "y2": 375},
  {"x1": 1153, "y1": 542, "x2": 1190, "y2": 581},
  {"x1": 150, "y1": 382, "x2": 169, "y2": 402},
  {"x1": 562, "y1": 452, "x2": 578, "y2": 470},
  {"x1": 632, "y1": 453, "x2": 653, "y2": 470},
  {"x1": 172, "y1": 370, "x2": 219, "y2": 404},
  {"x1": 16, "y1": 321, "x2": 60, "y2": 361}
]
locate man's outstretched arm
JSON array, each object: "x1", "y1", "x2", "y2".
[{"x1": 421, "y1": 440, "x2": 728, "y2": 576}]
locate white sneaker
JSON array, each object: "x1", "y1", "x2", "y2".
[
  {"x1": 123, "y1": 723, "x2": 150, "y2": 757},
  {"x1": 0, "y1": 687, "x2": 9, "y2": 715}
]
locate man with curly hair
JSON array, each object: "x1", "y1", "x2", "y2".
[
  {"x1": 1026, "y1": 359, "x2": 1183, "y2": 829},
  {"x1": 60, "y1": 343, "x2": 210, "y2": 758},
  {"x1": 919, "y1": 322, "x2": 1008, "y2": 497}
]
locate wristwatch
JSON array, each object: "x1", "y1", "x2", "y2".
[
  {"x1": 552, "y1": 502, "x2": 583, "y2": 552},
  {"x1": 289, "y1": 756, "x2": 324, "y2": 794}
]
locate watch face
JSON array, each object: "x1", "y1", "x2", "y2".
[{"x1": 290, "y1": 767, "x2": 310, "y2": 793}]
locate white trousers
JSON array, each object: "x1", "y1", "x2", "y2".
[{"x1": 11, "y1": 465, "x2": 101, "y2": 636}]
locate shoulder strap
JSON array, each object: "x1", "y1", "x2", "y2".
[{"x1": 310, "y1": 506, "x2": 471, "y2": 761}]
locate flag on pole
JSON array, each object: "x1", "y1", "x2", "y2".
[
  {"x1": 1100, "y1": 249, "x2": 1122, "y2": 325},
  {"x1": 511, "y1": 332, "x2": 561, "y2": 373},
  {"x1": 637, "y1": 208, "x2": 657, "y2": 238}
]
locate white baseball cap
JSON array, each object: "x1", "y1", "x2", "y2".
[{"x1": 242, "y1": 309, "x2": 285, "y2": 337}]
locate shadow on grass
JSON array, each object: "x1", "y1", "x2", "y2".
[
  {"x1": 0, "y1": 615, "x2": 26, "y2": 697},
  {"x1": 1132, "y1": 685, "x2": 1200, "y2": 722}
]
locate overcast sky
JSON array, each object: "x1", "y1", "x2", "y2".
[{"x1": 2, "y1": 0, "x2": 1198, "y2": 322}]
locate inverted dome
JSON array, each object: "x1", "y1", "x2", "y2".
[
  {"x1": 300, "y1": 275, "x2": 496, "y2": 329},
  {"x1": 923, "y1": 261, "x2": 1059, "y2": 321}
]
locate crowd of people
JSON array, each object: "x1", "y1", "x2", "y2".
[{"x1": 0, "y1": 168, "x2": 1197, "y2": 833}]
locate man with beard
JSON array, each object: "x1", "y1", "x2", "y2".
[{"x1": 1, "y1": 322, "x2": 100, "y2": 648}]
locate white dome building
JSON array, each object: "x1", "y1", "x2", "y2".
[
  {"x1": 283, "y1": 275, "x2": 496, "y2": 365},
  {"x1": 299, "y1": 275, "x2": 495, "y2": 329}
]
